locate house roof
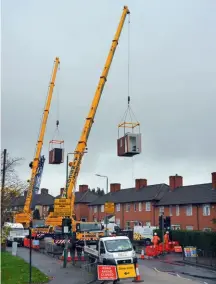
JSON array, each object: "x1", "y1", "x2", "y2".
[
  {"x1": 55, "y1": 190, "x2": 99, "y2": 204},
  {"x1": 89, "y1": 184, "x2": 170, "y2": 206},
  {"x1": 157, "y1": 183, "x2": 216, "y2": 206},
  {"x1": 11, "y1": 193, "x2": 54, "y2": 208}
]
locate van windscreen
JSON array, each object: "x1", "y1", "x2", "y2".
[{"x1": 104, "y1": 239, "x2": 132, "y2": 252}]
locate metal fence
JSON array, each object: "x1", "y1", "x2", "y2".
[{"x1": 183, "y1": 247, "x2": 216, "y2": 268}]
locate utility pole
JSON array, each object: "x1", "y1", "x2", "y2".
[
  {"x1": 29, "y1": 221, "x2": 33, "y2": 284},
  {"x1": 1, "y1": 149, "x2": 7, "y2": 200}
]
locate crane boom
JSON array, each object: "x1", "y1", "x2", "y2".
[
  {"x1": 47, "y1": 6, "x2": 130, "y2": 226},
  {"x1": 15, "y1": 57, "x2": 60, "y2": 226}
]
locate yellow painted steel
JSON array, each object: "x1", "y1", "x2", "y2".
[
  {"x1": 14, "y1": 57, "x2": 60, "y2": 226},
  {"x1": 46, "y1": 6, "x2": 130, "y2": 227}
]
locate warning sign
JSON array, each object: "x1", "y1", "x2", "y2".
[
  {"x1": 97, "y1": 265, "x2": 117, "y2": 280},
  {"x1": 117, "y1": 264, "x2": 136, "y2": 279}
]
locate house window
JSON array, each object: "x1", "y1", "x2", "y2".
[
  {"x1": 94, "y1": 206, "x2": 97, "y2": 213},
  {"x1": 169, "y1": 205, "x2": 172, "y2": 216},
  {"x1": 81, "y1": 218, "x2": 87, "y2": 222},
  {"x1": 120, "y1": 139, "x2": 123, "y2": 147},
  {"x1": 134, "y1": 203, "x2": 137, "y2": 212},
  {"x1": 125, "y1": 204, "x2": 130, "y2": 212},
  {"x1": 101, "y1": 205, "x2": 104, "y2": 212},
  {"x1": 186, "y1": 205, "x2": 192, "y2": 216},
  {"x1": 93, "y1": 217, "x2": 97, "y2": 222},
  {"x1": 203, "y1": 228, "x2": 212, "y2": 232},
  {"x1": 138, "y1": 202, "x2": 142, "y2": 212},
  {"x1": 146, "y1": 202, "x2": 151, "y2": 212},
  {"x1": 116, "y1": 203, "x2": 120, "y2": 212},
  {"x1": 116, "y1": 218, "x2": 120, "y2": 226},
  {"x1": 159, "y1": 206, "x2": 164, "y2": 214},
  {"x1": 176, "y1": 205, "x2": 180, "y2": 216},
  {"x1": 126, "y1": 221, "x2": 130, "y2": 230},
  {"x1": 203, "y1": 204, "x2": 210, "y2": 216},
  {"x1": 146, "y1": 222, "x2": 151, "y2": 226},
  {"x1": 186, "y1": 226, "x2": 193, "y2": 231},
  {"x1": 172, "y1": 225, "x2": 181, "y2": 230}
]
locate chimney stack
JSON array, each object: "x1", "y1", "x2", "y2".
[
  {"x1": 169, "y1": 174, "x2": 183, "y2": 190},
  {"x1": 41, "y1": 188, "x2": 48, "y2": 195},
  {"x1": 212, "y1": 172, "x2": 216, "y2": 190},
  {"x1": 79, "y1": 184, "x2": 89, "y2": 193},
  {"x1": 60, "y1": 188, "x2": 64, "y2": 196},
  {"x1": 24, "y1": 190, "x2": 27, "y2": 198},
  {"x1": 135, "y1": 179, "x2": 147, "y2": 190},
  {"x1": 110, "y1": 183, "x2": 121, "y2": 193}
]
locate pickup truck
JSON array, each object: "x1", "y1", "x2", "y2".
[{"x1": 84, "y1": 236, "x2": 137, "y2": 266}]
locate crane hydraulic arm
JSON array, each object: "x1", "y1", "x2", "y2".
[
  {"x1": 46, "y1": 6, "x2": 130, "y2": 226},
  {"x1": 15, "y1": 57, "x2": 60, "y2": 227}
]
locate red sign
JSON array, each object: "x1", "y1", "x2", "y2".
[{"x1": 97, "y1": 265, "x2": 117, "y2": 280}]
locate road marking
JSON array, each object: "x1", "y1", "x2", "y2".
[{"x1": 153, "y1": 267, "x2": 161, "y2": 273}]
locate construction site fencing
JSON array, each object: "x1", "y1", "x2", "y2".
[{"x1": 183, "y1": 247, "x2": 216, "y2": 268}]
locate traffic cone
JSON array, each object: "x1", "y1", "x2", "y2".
[
  {"x1": 74, "y1": 249, "x2": 78, "y2": 261},
  {"x1": 81, "y1": 249, "x2": 85, "y2": 261},
  {"x1": 67, "y1": 250, "x2": 72, "y2": 262},
  {"x1": 140, "y1": 249, "x2": 145, "y2": 259},
  {"x1": 132, "y1": 263, "x2": 144, "y2": 282}
]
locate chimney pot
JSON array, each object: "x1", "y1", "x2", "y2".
[
  {"x1": 41, "y1": 188, "x2": 48, "y2": 195},
  {"x1": 135, "y1": 179, "x2": 147, "y2": 190},
  {"x1": 169, "y1": 175, "x2": 183, "y2": 190},
  {"x1": 212, "y1": 172, "x2": 216, "y2": 190},
  {"x1": 110, "y1": 183, "x2": 121, "y2": 193},
  {"x1": 79, "y1": 184, "x2": 89, "y2": 193}
]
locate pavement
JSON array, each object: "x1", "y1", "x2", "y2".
[
  {"x1": 6, "y1": 247, "x2": 216, "y2": 284},
  {"x1": 6, "y1": 247, "x2": 92, "y2": 284}
]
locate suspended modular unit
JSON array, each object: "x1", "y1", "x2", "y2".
[
  {"x1": 117, "y1": 96, "x2": 141, "y2": 157},
  {"x1": 49, "y1": 140, "x2": 64, "y2": 164},
  {"x1": 117, "y1": 132, "x2": 141, "y2": 157}
]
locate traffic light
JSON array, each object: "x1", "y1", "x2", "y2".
[
  {"x1": 164, "y1": 216, "x2": 171, "y2": 230},
  {"x1": 62, "y1": 218, "x2": 72, "y2": 234},
  {"x1": 159, "y1": 215, "x2": 163, "y2": 230}
]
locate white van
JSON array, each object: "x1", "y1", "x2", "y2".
[{"x1": 4, "y1": 222, "x2": 27, "y2": 247}]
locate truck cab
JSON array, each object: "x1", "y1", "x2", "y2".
[
  {"x1": 84, "y1": 236, "x2": 137, "y2": 265},
  {"x1": 4, "y1": 222, "x2": 28, "y2": 247}
]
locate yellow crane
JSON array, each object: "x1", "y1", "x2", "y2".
[
  {"x1": 15, "y1": 57, "x2": 60, "y2": 227},
  {"x1": 46, "y1": 6, "x2": 130, "y2": 229}
]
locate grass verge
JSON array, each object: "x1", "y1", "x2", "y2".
[{"x1": 1, "y1": 251, "x2": 50, "y2": 284}]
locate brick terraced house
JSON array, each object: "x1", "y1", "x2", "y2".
[{"x1": 88, "y1": 172, "x2": 216, "y2": 231}]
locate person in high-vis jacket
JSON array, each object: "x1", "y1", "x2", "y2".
[
  {"x1": 164, "y1": 231, "x2": 169, "y2": 245},
  {"x1": 153, "y1": 232, "x2": 160, "y2": 249}
]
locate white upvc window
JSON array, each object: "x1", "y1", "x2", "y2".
[
  {"x1": 138, "y1": 202, "x2": 142, "y2": 212},
  {"x1": 159, "y1": 206, "x2": 164, "y2": 214},
  {"x1": 186, "y1": 226, "x2": 193, "y2": 231},
  {"x1": 203, "y1": 204, "x2": 210, "y2": 216},
  {"x1": 176, "y1": 205, "x2": 180, "y2": 216},
  {"x1": 146, "y1": 221, "x2": 151, "y2": 226},
  {"x1": 134, "y1": 203, "x2": 137, "y2": 212},
  {"x1": 146, "y1": 202, "x2": 151, "y2": 212},
  {"x1": 94, "y1": 206, "x2": 97, "y2": 213},
  {"x1": 101, "y1": 205, "x2": 104, "y2": 212},
  {"x1": 125, "y1": 203, "x2": 130, "y2": 212},
  {"x1": 116, "y1": 203, "x2": 120, "y2": 212},
  {"x1": 169, "y1": 205, "x2": 172, "y2": 216},
  {"x1": 116, "y1": 218, "x2": 120, "y2": 226},
  {"x1": 186, "y1": 205, "x2": 192, "y2": 216}
]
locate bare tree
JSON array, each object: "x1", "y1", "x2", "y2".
[{"x1": 1, "y1": 151, "x2": 28, "y2": 225}]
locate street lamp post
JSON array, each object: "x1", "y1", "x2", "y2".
[
  {"x1": 95, "y1": 174, "x2": 109, "y2": 236},
  {"x1": 95, "y1": 174, "x2": 108, "y2": 194}
]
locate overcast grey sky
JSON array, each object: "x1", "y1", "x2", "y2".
[{"x1": 2, "y1": 0, "x2": 216, "y2": 196}]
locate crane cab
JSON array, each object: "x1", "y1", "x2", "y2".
[{"x1": 49, "y1": 140, "x2": 64, "y2": 164}]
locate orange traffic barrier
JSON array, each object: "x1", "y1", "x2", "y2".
[{"x1": 132, "y1": 263, "x2": 144, "y2": 282}]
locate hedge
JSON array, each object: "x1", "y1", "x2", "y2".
[{"x1": 154, "y1": 229, "x2": 216, "y2": 252}]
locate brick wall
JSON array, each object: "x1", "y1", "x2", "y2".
[{"x1": 88, "y1": 202, "x2": 216, "y2": 231}]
